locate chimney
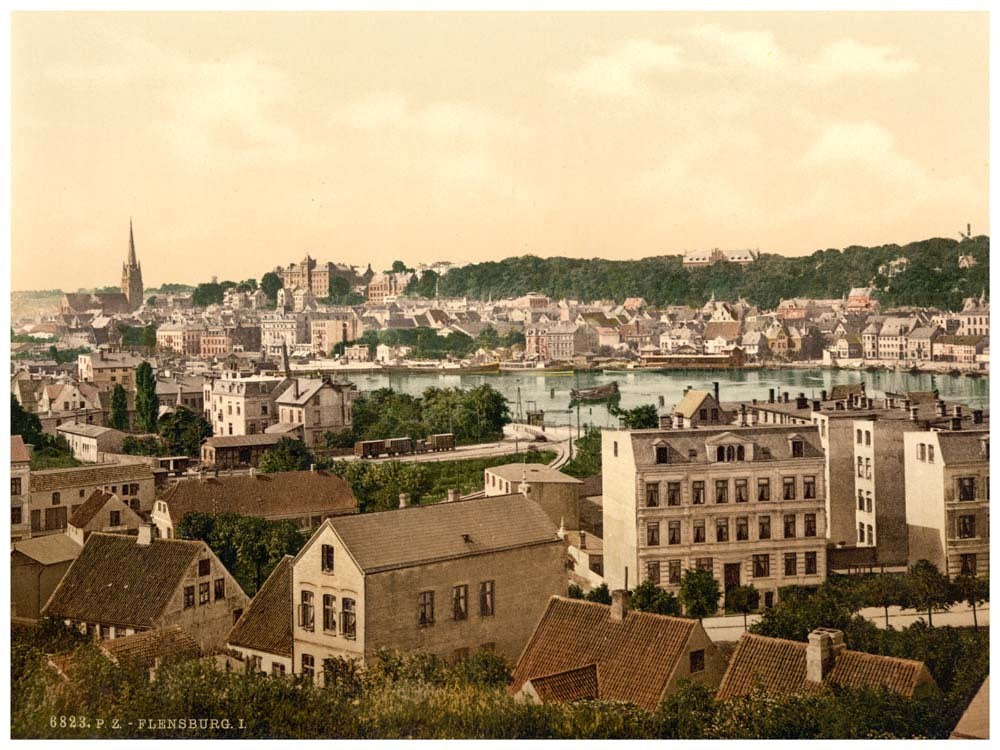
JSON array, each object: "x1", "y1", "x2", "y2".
[
  {"x1": 579, "y1": 531, "x2": 587, "y2": 549},
  {"x1": 783, "y1": 392, "x2": 790, "y2": 404},
  {"x1": 820, "y1": 389, "x2": 828, "y2": 402},
  {"x1": 610, "y1": 589, "x2": 630, "y2": 623},
  {"x1": 812, "y1": 400, "x2": 821, "y2": 412},
  {"x1": 768, "y1": 388, "x2": 775, "y2": 404},
  {"x1": 310, "y1": 463, "x2": 316, "y2": 472},
  {"x1": 398, "y1": 493, "x2": 410, "y2": 509},
  {"x1": 886, "y1": 395, "x2": 895, "y2": 409},
  {"x1": 902, "y1": 399, "x2": 911, "y2": 411},
  {"x1": 795, "y1": 393, "x2": 808, "y2": 409},
  {"x1": 937, "y1": 400, "x2": 947, "y2": 418},
  {"x1": 713, "y1": 381, "x2": 720, "y2": 402},
  {"x1": 972, "y1": 409, "x2": 984, "y2": 424},
  {"x1": 137, "y1": 524, "x2": 153, "y2": 546},
  {"x1": 249, "y1": 467, "x2": 255, "y2": 478},
  {"x1": 752, "y1": 398, "x2": 758, "y2": 406},
  {"x1": 952, "y1": 405, "x2": 963, "y2": 418},
  {"x1": 447, "y1": 489, "x2": 458, "y2": 503},
  {"x1": 910, "y1": 406, "x2": 919, "y2": 421},
  {"x1": 806, "y1": 628, "x2": 845, "y2": 683},
  {"x1": 951, "y1": 417, "x2": 962, "y2": 431}
]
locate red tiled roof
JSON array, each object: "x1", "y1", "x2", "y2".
[
  {"x1": 101, "y1": 625, "x2": 201, "y2": 670},
  {"x1": 526, "y1": 663, "x2": 600, "y2": 703},
  {"x1": 716, "y1": 633, "x2": 935, "y2": 701},
  {"x1": 11, "y1": 435, "x2": 30, "y2": 463},
  {"x1": 226, "y1": 556, "x2": 293, "y2": 658},
  {"x1": 509, "y1": 597, "x2": 697, "y2": 711}
]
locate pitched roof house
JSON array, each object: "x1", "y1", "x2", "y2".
[
  {"x1": 226, "y1": 555, "x2": 294, "y2": 675},
  {"x1": 66, "y1": 489, "x2": 145, "y2": 545},
  {"x1": 716, "y1": 629, "x2": 937, "y2": 701},
  {"x1": 42, "y1": 529, "x2": 249, "y2": 651},
  {"x1": 510, "y1": 592, "x2": 725, "y2": 710}
]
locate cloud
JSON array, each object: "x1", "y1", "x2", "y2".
[
  {"x1": 553, "y1": 39, "x2": 685, "y2": 98},
  {"x1": 344, "y1": 93, "x2": 528, "y2": 142},
  {"x1": 810, "y1": 39, "x2": 919, "y2": 81}
]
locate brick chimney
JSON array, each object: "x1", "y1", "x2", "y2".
[
  {"x1": 806, "y1": 628, "x2": 845, "y2": 683},
  {"x1": 447, "y1": 489, "x2": 458, "y2": 503},
  {"x1": 137, "y1": 524, "x2": 153, "y2": 546},
  {"x1": 398, "y1": 493, "x2": 410, "y2": 509},
  {"x1": 610, "y1": 589, "x2": 630, "y2": 623}
]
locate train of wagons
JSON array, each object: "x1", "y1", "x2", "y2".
[{"x1": 354, "y1": 433, "x2": 456, "y2": 459}]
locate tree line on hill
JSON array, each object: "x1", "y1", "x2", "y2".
[
  {"x1": 406, "y1": 236, "x2": 988, "y2": 310},
  {"x1": 348, "y1": 326, "x2": 524, "y2": 361}
]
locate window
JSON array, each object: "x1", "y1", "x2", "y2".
[
  {"x1": 757, "y1": 479, "x2": 770, "y2": 502},
  {"x1": 183, "y1": 586, "x2": 195, "y2": 609},
  {"x1": 958, "y1": 515, "x2": 976, "y2": 539},
  {"x1": 248, "y1": 655, "x2": 262, "y2": 672},
  {"x1": 301, "y1": 654, "x2": 315, "y2": 679},
  {"x1": 695, "y1": 557, "x2": 713, "y2": 572},
  {"x1": 804, "y1": 513, "x2": 817, "y2": 537},
  {"x1": 716, "y1": 518, "x2": 729, "y2": 543},
  {"x1": 667, "y1": 482, "x2": 681, "y2": 505},
  {"x1": 198, "y1": 559, "x2": 211, "y2": 577},
  {"x1": 197, "y1": 581, "x2": 209, "y2": 605},
  {"x1": 323, "y1": 594, "x2": 337, "y2": 632},
  {"x1": 803, "y1": 476, "x2": 816, "y2": 499},
  {"x1": 735, "y1": 479, "x2": 748, "y2": 503},
  {"x1": 109, "y1": 510, "x2": 121, "y2": 527},
  {"x1": 784, "y1": 553, "x2": 797, "y2": 576},
  {"x1": 782, "y1": 477, "x2": 796, "y2": 500},
  {"x1": 11, "y1": 478, "x2": 21, "y2": 496},
  {"x1": 668, "y1": 560, "x2": 681, "y2": 584},
  {"x1": 655, "y1": 446, "x2": 668, "y2": 464},
  {"x1": 735, "y1": 516, "x2": 749, "y2": 541},
  {"x1": 272, "y1": 663, "x2": 286, "y2": 676},
  {"x1": 856, "y1": 429, "x2": 863, "y2": 444},
  {"x1": 214, "y1": 578, "x2": 225, "y2": 601},
  {"x1": 699, "y1": 408, "x2": 708, "y2": 421},
  {"x1": 692, "y1": 481, "x2": 705, "y2": 505},
  {"x1": 52, "y1": 492, "x2": 61, "y2": 505},
  {"x1": 783, "y1": 514, "x2": 796, "y2": 539},
  {"x1": 866, "y1": 492, "x2": 872, "y2": 513},
  {"x1": 645, "y1": 483, "x2": 660, "y2": 507},
  {"x1": 958, "y1": 477, "x2": 977, "y2": 502},
  {"x1": 960, "y1": 554, "x2": 977, "y2": 576},
  {"x1": 917, "y1": 443, "x2": 926, "y2": 461},
  {"x1": 791, "y1": 440, "x2": 804, "y2": 458},
  {"x1": 668, "y1": 521, "x2": 681, "y2": 545},
  {"x1": 418, "y1": 591, "x2": 435, "y2": 626},
  {"x1": 646, "y1": 522, "x2": 660, "y2": 546},
  {"x1": 689, "y1": 649, "x2": 705, "y2": 673},
  {"x1": 865, "y1": 458, "x2": 871, "y2": 479},
  {"x1": 805, "y1": 551, "x2": 818, "y2": 575},
  {"x1": 12, "y1": 507, "x2": 22, "y2": 525},
  {"x1": 866, "y1": 525, "x2": 874, "y2": 545},
  {"x1": 858, "y1": 490, "x2": 865, "y2": 511},
  {"x1": 753, "y1": 554, "x2": 770, "y2": 578},
  {"x1": 480, "y1": 581, "x2": 495, "y2": 617},
  {"x1": 341, "y1": 598, "x2": 357, "y2": 639},
  {"x1": 693, "y1": 520, "x2": 706, "y2": 544},
  {"x1": 858, "y1": 523, "x2": 865, "y2": 543},
  {"x1": 321, "y1": 544, "x2": 335, "y2": 573},
  {"x1": 758, "y1": 515, "x2": 771, "y2": 540},
  {"x1": 647, "y1": 560, "x2": 661, "y2": 584},
  {"x1": 857, "y1": 457, "x2": 864, "y2": 477},
  {"x1": 865, "y1": 430, "x2": 871, "y2": 446},
  {"x1": 299, "y1": 591, "x2": 315, "y2": 631},
  {"x1": 715, "y1": 480, "x2": 729, "y2": 504},
  {"x1": 100, "y1": 624, "x2": 111, "y2": 640},
  {"x1": 613, "y1": 441, "x2": 618, "y2": 458},
  {"x1": 453, "y1": 585, "x2": 469, "y2": 620}
]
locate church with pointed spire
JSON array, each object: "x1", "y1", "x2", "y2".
[{"x1": 121, "y1": 220, "x2": 144, "y2": 311}]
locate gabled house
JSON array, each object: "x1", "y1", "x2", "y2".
[
  {"x1": 42, "y1": 527, "x2": 249, "y2": 652},
  {"x1": 510, "y1": 592, "x2": 725, "y2": 709},
  {"x1": 668, "y1": 389, "x2": 729, "y2": 429},
  {"x1": 267, "y1": 377, "x2": 356, "y2": 448},
  {"x1": 11, "y1": 533, "x2": 82, "y2": 620},
  {"x1": 66, "y1": 489, "x2": 144, "y2": 545},
  {"x1": 227, "y1": 555, "x2": 294, "y2": 675}
]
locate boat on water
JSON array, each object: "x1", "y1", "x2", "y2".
[
  {"x1": 570, "y1": 381, "x2": 620, "y2": 401},
  {"x1": 382, "y1": 360, "x2": 500, "y2": 374},
  {"x1": 500, "y1": 360, "x2": 575, "y2": 373},
  {"x1": 948, "y1": 369, "x2": 963, "y2": 377}
]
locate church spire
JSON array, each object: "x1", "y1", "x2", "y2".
[{"x1": 128, "y1": 218, "x2": 138, "y2": 267}]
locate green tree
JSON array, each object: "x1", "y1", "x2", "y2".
[
  {"x1": 616, "y1": 403, "x2": 659, "y2": 429},
  {"x1": 561, "y1": 427, "x2": 602, "y2": 478},
  {"x1": 192, "y1": 281, "x2": 227, "y2": 306},
  {"x1": 236, "y1": 278, "x2": 258, "y2": 292},
  {"x1": 862, "y1": 574, "x2": 909, "y2": 628},
  {"x1": 631, "y1": 580, "x2": 681, "y2": 615},
  {"x1": 122, "y1": 435, "x2": 169, "y2": 456},
  {"x1": 584, "y1": 583, "x2": 612, "y2": 605},
  {"x1": 157, "y1": 406, "x2": 212, "y2": 456},
  {"x1": 11, "y1": 393, "x2": 45, "y2": 446},
  {"x1": 257, "y1": 437, "x2": 315, "y2": 473},
  {"x1": 679, "y1": 568, "x2": 721, "y2": 620},
  {"x1": 725, "y1": 584, "x2": 759, "y2": 632},
  {"x1": 141, "y1": 324, "x2": 157, "y2": 350},
  {"x1": 327, "y1": 276, "x2": 352, "y2": 302},
  {"x1": 905, "y1": 560, "x2": 953, "y2": 627},
  {"x1": 391, "y1": 260, "x2": 410, "y2": 273},
  {"x1": 109, "y1": 384, "x2": 129, "y2": 431},
  {"x1": 453, "y1": 650, "x2": 512, "y2": 688},
  {"x1": 134, "y1": 361, "x2": 159, "y2": 433},
  {"x1": 260, "y1": 272, "x2": 283, "y2": 303},
  {"x1": 951, "y1": 574, "x2": 988, "y2": 630}
]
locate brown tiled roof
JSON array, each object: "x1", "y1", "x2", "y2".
[
  {"x1": 526, "y1": 663, "x2": 600, "y2": 703},
  {"x1": 101, "y1": 625, "x2": 201, "y2": 670},
  {"x1": 936, "y1": 429, "x2": 990, "y2": 465},
  {"x1": 324, "y1": 493, "x2": 559, "y2": 574},
  {"x1": 716, "y1": 633, "x2": 934, "y2": 701},
  {"x1": 226, "y1": 556, "x2": 293, "y2": 657},
  {"x1": 42, "y1": 533, "x2": 204, "y2": 628},
  {"x1": 29, "y1": 463, "x2": 154, "y2": 493},
  {"x1": 203, "y1": 434, "x2": 285, "y2": 449},
  {"x1": 12, "y1": 533, "x2": 82, "y2": 565},
  {"x1": 509, "y1": 596, "x2": 697, "y2": 711},
  {"x1": 159, "y1": 470, "x2": 357, "y2": 524},
  {"x1": 11, "y1": 435, "x2": 30, "y2": 463},
  {"x1": 69, "y1": 489, "x2": 117, "y2": 528},
  {"x1": 829, "y1": 383, "x2": 865, "y2": 401}
]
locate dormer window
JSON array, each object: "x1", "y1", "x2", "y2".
[
  {"x1": 655, "y1": 445, "x2": 668, "y2": 464},
  {"x1": 715, "y1": 444, "x2": 745, "y2": 462},
  {"x1": 791, "y1": 440, "x2": 804, "y2": 458}
]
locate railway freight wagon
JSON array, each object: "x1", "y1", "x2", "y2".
[
  {"x1": 426, "y1": 433, "x2": 456, "y2": 451},
  {"x1": 353, "y1": 433, "x2": 456, "y2": 458}
]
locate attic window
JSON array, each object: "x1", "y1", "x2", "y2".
[
  {"x1": 655, "y1": 446, "x2": 669, "y2": 464},
  {"x1": 716, "y1": 445, "x2": 745, "y2": 462},
  {"x1": 791, "y1": 440, "x2": 805, "y2": 458}
]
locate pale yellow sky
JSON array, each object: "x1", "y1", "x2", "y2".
[{"x1": 11, "y1": 11, "x2": 989, "y2": 291}]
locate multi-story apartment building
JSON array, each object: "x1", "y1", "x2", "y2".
[
  {"x1": 366, "y1": 272, "x2": 414, "y2": 303},
  {"x1": 289, "y1": 493, "x2": 564, "y2": 680},
  {"x1": 261, "y1": 312, "x2": 312, "y2": 358},
  {"x1": 875, "y1": 318, "x2": 916, "y2": 361},
  {"x1": 602, "y1": 424, "x2": 828, "y2": 608},
  {"x1": 270, "y1": 378, "x2": 357, "y2": 448},
  {"x1": 956, "y1": 296, "x2": 989, "y2": 338},
  {"x1": 905, "y1": 424, "x2": 989, "y2": 577},
  {"x1": 77, "y1": 350, "x2": 148, "y2": 392},
  {"x1": 156, "y1": 324, "x2": 205, "y2": 355},
  {"x1": 274, "y1": 255, "x2": 367, "y2": 299},
  {"x1": 524, "y1": 324, "x2": 598, "y2": 361},
  {"x1": 310, "y1": 311, "x2": 364, "y2": 356},
  {"x1": 199, "y1": 325, "x2": 261, "y2": 356},
  {"x1": 204, "y1": 363, "x2": 287, "y2": 437}
]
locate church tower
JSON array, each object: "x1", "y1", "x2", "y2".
[{"x1": 121, "y1": 219, "x2": 144, "y2": 310}]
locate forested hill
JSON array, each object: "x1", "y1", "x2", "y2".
[{"x1": 425, "y1": 235, "x2": 989, "y2": 311}]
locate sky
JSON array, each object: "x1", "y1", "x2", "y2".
[{"x1": 11, "y1": 11, "x2": 989, "y2": 291}]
